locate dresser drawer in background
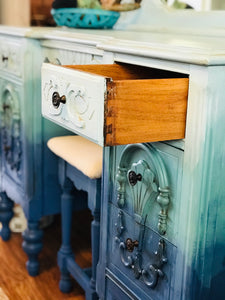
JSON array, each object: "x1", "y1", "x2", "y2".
[
  {"x1": 41, "y1": 63, "x2": 189, "y2": 146},
  {"x1": 0, "y1": 36, "x2": 24, "y2": 77},
  {"x1": 42, "y1": 45, "x2": 103, "y2": 66}
]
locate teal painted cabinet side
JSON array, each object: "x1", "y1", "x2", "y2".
[{"x1": 176, "y1": 65, "x2": 225, "y2": 300}]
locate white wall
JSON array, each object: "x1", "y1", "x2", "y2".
[
  {"x1": 0, "y1": 0, "x2": 30, "y2": 26},
  {"x1": 210, "y1": 0, "x2": 225, "y2": 10},
  {"x1": 166, "y1": 0, "x2": 225, "y2": 11}
]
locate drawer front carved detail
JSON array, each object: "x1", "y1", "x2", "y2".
[
  {"x1": 116, "y1": 143, "x2": 170, "y2": 235},
  {"x1": 114, "y1": 143, "x2": 170, "y2": 288},
  {"x1": 115, "y1": 210, "x2": 168, "y2": 288},
  {"x1": 43, "y1": 78, "x2": 91, "y2": 128},
  {"x1": 42, "y1": 64, "x2": 105, "y2": 144},
  {"x1": 0, "y1": 84, "x2": 22, "y2": 178},
  {"x1": 142, "y1": 239, "x2": 167, "y2": 288},
  {"x1": 43, "y1": 56, "x2": 61, "y2": 65}
]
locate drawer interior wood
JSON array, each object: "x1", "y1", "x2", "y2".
[
  {"x1": 64, "y1": 63, "x2": 189, "y2": 146},
  {"x1": 64, "y1": 63, "x2": 187, "y2": 80}
]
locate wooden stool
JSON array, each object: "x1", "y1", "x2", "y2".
[{"x1": 47, "y1": 135, "x2": 103, "y2": 299}]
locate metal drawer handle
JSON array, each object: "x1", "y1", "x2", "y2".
[
  {"x1": 2, "y1": 55, "x2": 8, "y2": 62},
  {"x1": 119, "y1": 242, "x2": 133, "y2": 268},
  {"x1": 142, "y1": 239, "x2": 167, "y2": 288},
  {"x1": 128, "y1": 170, "x2": 142, "y2": 186},
  {"x1": 125, "y1": 238, "x2": 139, "y2": 252},
  {"x1": 52, "y1": 91, "x2": 66, "y2": 108},
  {"x1": 4, "y1": 145, "x2": 11, "y2": 152},
  {"x1": 3, "y1": 104, "x2": 10, "y2": 110}
]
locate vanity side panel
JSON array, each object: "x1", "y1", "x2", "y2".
[{"x1": 176, "y1": 65, "x2": 225, "y2": 300}]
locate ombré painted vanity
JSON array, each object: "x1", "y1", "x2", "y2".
[
  {"x1": 0, "y1": 25, "x2": 108, "y2": 275},
  {"x1": 0, "y1": 0, "x2": 224, "y2": 298},
  {"x1": 41, "y1": 2, "x2": 225, "y2": 299}
]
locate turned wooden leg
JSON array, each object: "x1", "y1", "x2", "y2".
[
  {"x1": 0, "y1": 192, "x2": 14, "y2": 241},
  {"x1": 58, "y1": 179, "x2": 74, "y2": 293},
  {"x1": 22, "y1": 221, "x2": 43, "y2": 276},
  {"x1": 90, "y1": 209, "x2": 100, "y2": 290},
  {"x1": 84, "y1": 206, "x2": 100, "y2": 300}
]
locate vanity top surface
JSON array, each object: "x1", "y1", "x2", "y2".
[
  {"x1": 0, "y1": 25, "x2": 30, "y2": 37},
  {"x1": 97, "y1": 31, "x2": 225, "y2": 66},
  {"x1": 1, "y1": 25, "x2": 225, "y2": 65}
]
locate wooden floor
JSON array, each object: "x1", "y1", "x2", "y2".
[{"x1": 0, "y1": 211, "x2": 92, "y2": 300}]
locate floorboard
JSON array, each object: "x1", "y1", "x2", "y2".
[{"x1": 0, "y1": 210, "x2": 92, "y2": 300}]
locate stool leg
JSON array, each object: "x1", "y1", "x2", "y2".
[
  {"x1": 86, "y1": 204, "x2": 100, "y2": 300},
  {"x1": 58, "y1": 179, "x2": 74, "y2": 293},
  {"x1": 0, "y1": 192, "x2": 14, "y2": 241},
  {"x1": 22, "y1": 221, "x2": 43, "y2": 276},
  {"x1": 91, "y1": 209, "x2": 100, "y2": 289}
]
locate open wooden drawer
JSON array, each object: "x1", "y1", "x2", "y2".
[{"x1": 41, "y1": 63, "x2": 189, "y2": 146}]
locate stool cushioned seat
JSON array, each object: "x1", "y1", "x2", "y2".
[{"x1": 47, "y1": 135, "x2": 103, "y2": 179}]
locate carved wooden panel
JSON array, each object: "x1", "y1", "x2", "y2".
[
  {"x1": 0, "y1": 82, "x2": 22, "y2": 183},
  {"x1": 116, "y1": 143, "x2": 170, "y2": 235},
  {"x1": 106, "y1": 142, "x2": 178, "y2": 297},
  {"x1": 109, "y1": 204, "x2": 176, "y2": 298}
]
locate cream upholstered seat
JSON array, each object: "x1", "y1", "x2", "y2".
[
  {"x1": 47, "y1": 135, "x2": 103, "y2": 179},
  {"x1": 47, "y1": 135, "x2": 103, "y2": 299}
]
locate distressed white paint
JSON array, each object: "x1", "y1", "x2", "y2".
[{"x1": 42, "y1": 63, "x2": 106, "y2": 146}]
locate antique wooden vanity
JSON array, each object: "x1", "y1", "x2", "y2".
[
  {"x1": 0, "y1": 0, "x2": 225, "y2": 299},
  {"x1": 41, "y1": 2, "x2": 225, "y2": 299},
  {"x1": 0, "y1": 25, "x2": 107, "y2": 275},
  {"x1": 41, "y1": 34, "x2": 225, "y2": 300}
]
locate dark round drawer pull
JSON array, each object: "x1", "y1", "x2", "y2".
[
  {"x1": 2, "y1": 55, "x2": 8, "y2": 62},
  {"x1": 52, "y1": 91, "x2": 66, "y2": 108},
  {"x1": 125, "y1": 238, "x2": 139, "y2": 252},
  {"x1": 128, "y1": 170, "x2": 142, "y2": 186}
]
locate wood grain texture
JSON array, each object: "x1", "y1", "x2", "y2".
[
  {"x1": 64, "y1": 63, "x2": 185, "y2": 81},
  {"x1": 62, "y1": 63, "x2": 189, "y2": 146},
  {"x1": 0, "y1": 212, "x2": 92, "y2": 300},
  {"x1": 105, "y1": 78, "x2": 189, "y2": 145}
]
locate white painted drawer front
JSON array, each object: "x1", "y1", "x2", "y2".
[
  {"x1": 0, "y1": 37, "x2": 23, "y2": 77},
  {"x1": 42, "y1": 63, "x2": 105, "y2": 145}
]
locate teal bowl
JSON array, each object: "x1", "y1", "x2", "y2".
[{"x1": 51, "y1": 8, "x2": 120, "y2": 29}]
